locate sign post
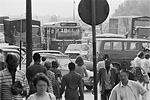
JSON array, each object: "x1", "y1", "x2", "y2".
[
  {"x1": 91, "y1": 0, "x2": 97, "y2": 100},
  {"x1": 26, "y1": 0, "x2": 32, "y2": 68},
  {"x1": 78, "y1": 0, "x2": 109, "y2": 100}
]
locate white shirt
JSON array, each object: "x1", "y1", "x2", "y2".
[
  {"x1": 141, "y1": 58, "x2": 150, "y2": 73},
  {"x1": 133, "y1": 57, "x2": 142, "y2": 67},
  {"x1": 120, "y1": 82, "x2": 136, "y2": 100}
]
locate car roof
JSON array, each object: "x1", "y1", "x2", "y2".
[
  {"x1": 0, "y1": 48, "x2": 20, "y2": 52},
  {"x1": 40, "y1": 53, "x2": 69, "y2": 58},
  {"x1": 33, "y1": 50, "x2": 63, "y2": 54},
  {"x1": 96, "y1": 38, "x2": 150, "y2": 42}
]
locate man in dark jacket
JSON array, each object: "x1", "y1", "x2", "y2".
[
  {"x1": 98, "y1": 59, "x2": 117, "y2": 100},
  {"x1": 60, "y1": 62, "x2": 84, "y2": 100},
  {"x1": 26, "y1": 53, "x2": 47, "y2": 95}
]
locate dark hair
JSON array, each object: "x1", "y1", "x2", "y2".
[
  {"x1": 68, "y1": 62, "x2": 75, "y2": 71},
  {"x1": 118, "y1": 69, "x2": 129, "y2": 75},
  {"x1": 75, "y1": 56, "x2": 84, "y2": 66},
  {"x1": 103, "y1": 54, "x2": 109, "y2": 60},
  {"x1": 32, "y1": 73, "x2": 50, "y2": 87},
  {"x1": 44, "y1": 61, "x2": 51, "y2": 70},
  {"x1": 42, "y1": 57, "x2": 46, "y2": 62},
  {"x1": 6, "y1": 53, "x2": 19, "y2": 63},
  {"x1": 52, "y1": 61, "x2": 58, "y2": 68},
  {"x1": 137, "y1": 51, "x2": 144, "y2": 58},
  {"x1": 33, "y1": 53, "x2": 41, "y2": 62},
  {"x1": 145, "y1": 53, "x2": 150, "y2": 59}
]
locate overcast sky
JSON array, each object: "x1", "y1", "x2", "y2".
[{"x1": 0, "y1": 0, "x2": 126, "y2": 17}]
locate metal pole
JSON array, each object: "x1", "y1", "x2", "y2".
[
  {"x1": 91, "y1": 0, "x2": 97, "y2": 100},
  {"x1": 26, "y1": 0, "x2": 32, "y2": 67},
  {"x1": 19, "y1": 19, "x2": 22, "y2": 70}
]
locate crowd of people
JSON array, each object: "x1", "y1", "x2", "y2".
[
  {"x1": 0, "y1": 53, "x2": 88, "y2": 100},
  {"x1": 96, "y1": 52, "x2": 150, "y2": 100},
  {"x1": 1, "y1": 51, "x2": 150, "y2": 100}
]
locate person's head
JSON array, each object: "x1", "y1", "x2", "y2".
[
  {"x1": 32, "y1": 73, "x2": 50, "y2": 94},
  {"x1": 33, "y1": 53, "x2": 41, "y2": 62},
  {"x1": 103, "y1": 54, "x2": 109, "y2": 60},
  {"x1": 6, "y1": 53, "x2": 19, "y2": 70},
  {"x1": 137, "y1": 51, "x2": 144, "y2": 59},
  {"x1": 118, "y1": 69, "x2": 129, "y2": 83},
  {"x1": 44, "y1": 61, "x2": 51, "y2": 70},
  {"x1": 68, "y1": 62, "x2": 75, "y2": 71},
  {"x1": 42, "y1": 57, "x2": 46, "y2": 62},
  {"x1": 52, "y1": 61, "x2": 58, "y2": 68},
  {"x1": 75, "y1": 56, "x2": 84, "y2": 66},
  {"x1": 145, "y1": 53, "x2": 150, "y2": 59}
]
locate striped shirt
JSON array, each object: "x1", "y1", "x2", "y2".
[{"x1": 0, "y1": 68, "x2": 29, "y2": 100}]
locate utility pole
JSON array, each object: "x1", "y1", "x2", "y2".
[{"x1": 26, "y1": 0, "x2": 32, "y2": 67}]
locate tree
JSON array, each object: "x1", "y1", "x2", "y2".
[{"x1": 112, "y1": 0, "x2": 150, "y2": 16}]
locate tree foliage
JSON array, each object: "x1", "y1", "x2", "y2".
[{"x1": 112, "y1": 0, "x2": 150, "y2": 16}]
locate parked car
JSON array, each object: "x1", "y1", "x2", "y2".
[
  {"x1": 64, "y1": 43, "x2": 90, "y2": 60},
  {"x1": 20, "y1": 53, "x2": 94, "y2": 90}
]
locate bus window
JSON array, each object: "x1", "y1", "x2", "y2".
[
  {"x1": 104, "y1": 42, "x2": 111, "y2": 50},
  {"x1": 112, "y1": 42, "x2": 122, "y2": 51},
  {"x1": 124, "y1": 42, "x2": 138, "y2": 51}
]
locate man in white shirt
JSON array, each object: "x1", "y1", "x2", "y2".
[{"x1": 109, "y1": 69, "x2": 148, "y2": 100}]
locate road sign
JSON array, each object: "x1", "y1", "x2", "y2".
[{"x1": 78, "y1": 0, "x2": 109, "y2": 25}]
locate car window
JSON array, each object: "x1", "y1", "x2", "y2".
[
  {"x1": 104, "y1": 42, "x2": 111, "y2": 50},
  {"x1": 124, "y1": 42, "x2": 138, "y2": 51},
  {"x1": 112, "y1": 42, "x2": 122, "y2": 51}
]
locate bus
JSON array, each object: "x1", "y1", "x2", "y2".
[
  {"x1": 42, "y1": 21, "x2": 83, "y2": 52},
  {"x1": 109, "y1": 16, "x2": 150, "y2": 39},
  {"x1": 3, "y1": 18, "x2": 42, "y2": 50}
]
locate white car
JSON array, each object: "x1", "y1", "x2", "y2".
[{"x1": 64, "y1": 44, "x2": 90, "y2": 60}]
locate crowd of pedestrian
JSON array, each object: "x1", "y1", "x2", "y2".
[
  {"x1": 1, "y1": 51, "x2": 150, "y2": 100},
  {"x1": 0, "y1": 53, "x2": 86, "y2": 100}
]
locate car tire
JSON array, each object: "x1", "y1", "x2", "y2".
[{"x1": 85, "y1": 85, "x2": 93, "y2": 90}]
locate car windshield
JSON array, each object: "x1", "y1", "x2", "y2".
[{"x1": 66, "y1": 44, "x2": 89, "y2": 51}]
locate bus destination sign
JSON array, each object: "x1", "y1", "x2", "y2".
[{"x1": 60, "y1": 23, "x2": 77, "y2": 26}]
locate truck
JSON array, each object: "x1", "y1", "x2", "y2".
[
  {"x1": 0, "y1": 16, "x2": 9, "y2": 43},
  {"x1": 109, "y1": 16, "x2": 150, "y2": 39},
  {"x1": 3, "y1": 18, "x2": 42, "y2": 50}
]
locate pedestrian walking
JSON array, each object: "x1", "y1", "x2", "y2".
[
  {"x1": 50, "y1": 61, "x2": 62, "y2": 100},
  {"x1": 141, "y1": 53, "x2": 150, "y2": 90},
  {"x1": 75, "y1": 56, "x2": 88, "y2": 80},
  {"x1": 98, "y1": 59, "x2": 117, "y2": 100},
  {"x1": 41, "y1": 56, "x2": 46, "y2": 66},
  {"x1": 97, "y1": 54, "x2": 114, "y2": 71},
  {"x1": 60, "y1": 62, "x2": 84, "y2": 100},
  {"x1": 0, "y1": 53, "x2": 29, "y2": 100},
  {"x1": 44, "y1": 61, "x2": 55, "y2": 93},
  {"x1": 26, "y1": 53, "x2": 47, "y2": 95},
  {"x1": 133, "y1": 51, "x2": 144, "y2": 83},
  {"x1": 109, "y1": 69, "x2": 148, "y2": 100},
  {"x1": 27, "y1": 73, "x2": 56, "y2": 100}
]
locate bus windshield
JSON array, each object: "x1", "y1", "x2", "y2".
[{"x1": 56, "y1": 28, "x2": 80, "y2": 39}]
